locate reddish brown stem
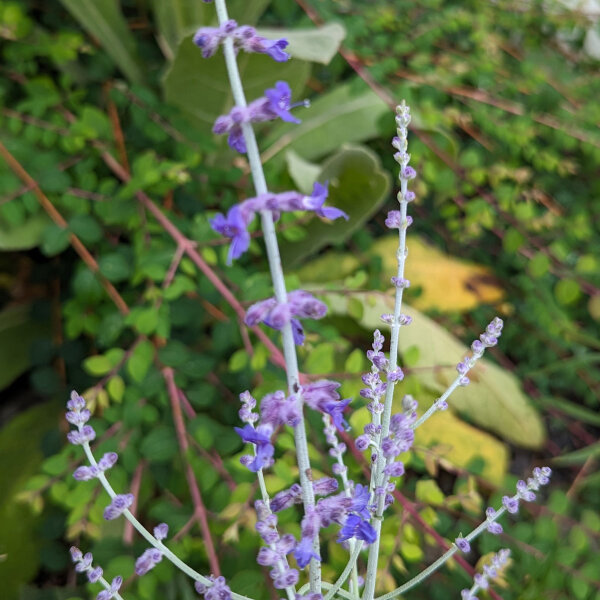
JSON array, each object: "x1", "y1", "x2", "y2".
[
  {"x1": 0, "y1": 141, "x2": 131, "y2": 316},
  {"x1": 124, "y1": 461, "x2": 146, "y2": 545},
  {"x1": 164, "y1": 367, "x2": 221, "y2": 576}
]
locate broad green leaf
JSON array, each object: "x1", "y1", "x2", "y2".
[
  {"x1": 0, "y1": 402, "x2": 60, "y2": 598},
  {"x1": 371, "y1": 235, "x2": 505, "y2": 312},
  {"x1": 327, "y1": 291, "x2": 546, "y2": 449},
  {"x1": 294, "y1": 251, "x2": 360, "y2": 284},
  {"x1": 261, "y1": 80, "x2": 391, "y2": 166},
  {"x1": 0, "y1": 213, "x2": 49, "y2": 250},
  {"x1": 0, "y1": 304, "x2": 47, "y2": 390},
  {"x1": 280, "y1": 145, "x2": 391, "y2": 265},
  {"x1": 257, "y1": 23, "x2": 346, "y2": 64},
  {"x1": 127, "y1": 340, "x2": 155, "y2": 383},
  {"x1": 285, "y1": 149, "x2": 321, "y2": 194},
  {"x1": 163, "y1": 35, "x2": 311, "y2": 134},
  {"x1": 552, "y1": 441, "x2": 600, "y2": 466},
  {"x1": 59, "y1": 0, "x2": 144, "y2": 84}
]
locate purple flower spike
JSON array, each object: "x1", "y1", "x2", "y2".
[
  {"x1": 502, "y1": 495, "x2": 519, "y2": 514},
  {"x1": 455, "y1": 536, "x2": 471, "y2": 553},
  {"x1": 265, "y1": 81, "x2": 301, "y2": 123},
  {"x1": 210, "y1": 204, "x2": 253, "y2": 265},
  {"x1": 67, "y1": 425, "x2": 96, "y2": 446},
  {"x1": 103, "y1": 493, "x2": 134, "y2": 520},
  {"x1": 337, "y1": 514, "x2": 377, "y2": 544},
  {"x1": 302, "y1": 182, "x2": 349, "y2": 221},
  {"x1": 67, "y1": 390, "x2": 86, "y2": 411}
]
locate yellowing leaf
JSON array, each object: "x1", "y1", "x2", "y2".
[
  {"x1": 415, "y1": 408, "x2": 508, "y2": 486},
  {"x1": 372, "y1": 235, "x2": 504, "y2": 312}
]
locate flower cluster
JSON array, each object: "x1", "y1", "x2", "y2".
[
  {"x1": 194, "y1": 19, "x2": 289, "y2": 62},
  {"x1": 213, "y1": 81, "x2": 307, "y2": 153},
  {"x1": 136, "y1": 523, "x2": 169, "y2": 575},
  {"x1": 70, "y1": 547, "x2": 122, "y2": 600},
  {"x1": 210, "y1": 181, "x2": 347, "y2": 264},
  {"x1": 66, "y1": 390, "x2": 95, "y2": 445},
  {"x1": 245, "y1": 290, "x2": 328, "y2": 346},
  {"x1": 195, "y1": 575, "x2": 233, "y2": 600},
  {"x1": 73, "y1": 452, "x2": 117, "y2": 481},
  {"x1": 461, "y1": 549, "x2": 511, "y2": 600},
  {"x1": 255, "y1": 500, "x2": 299, "y2": 588}
]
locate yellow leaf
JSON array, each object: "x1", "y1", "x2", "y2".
[
  {"x1": 372, "y1": 235, "x2": 504, "y2": 312},
  {"x1": 415, "y1": 407, "x2": 508, "y2": 486}
]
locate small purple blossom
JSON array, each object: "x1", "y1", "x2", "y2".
[
  {"x1": 154, "y1": 522, "x2": 169, "y2": 540},
  {"x1": 67, "y1": 425, "x2": 96, "y2": 445},
  {"x1": 235, "y1": 424, "x2": 274, "y2": 472},
  {"x1": 260, "y1": 390, "x2": 301, "y2": 427},
  {"x1": 87, "y1": 566, "x2": 103, "y2": 583},
  {"x1": 302, "y1": 380, "x2": 351, "y2": 431},
  {"x1": 195, "y1": 575, "x2": 232, "y2": 600},
  {"x1": 135, "y1": 548, "x2": 163, "y2": 576},
  {"x1": 103, "y1": 493, "x2": 134, "y2": 520},
  {"x1": 455, "y1": 536, "x2": 471, "y2": 553},
  {"x1": 502, "y1": 495, "x2": 520, "y2": 514},
  {"x1": 294, "y1": 509, "x2": 321, "y2": 568},
  {"x1": 337, "y1": 514, "x2": 376, "y2": 544},
  {"x1": 245, "y1": 290, "x2": 327, "y2": 346},
  {"x1": 209, "y1": 204, "x2": 253, "y2": 265}
]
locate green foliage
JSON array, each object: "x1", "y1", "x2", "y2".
[{"x1": 1, "y1": 1, "x2": 599, "y2": 600}]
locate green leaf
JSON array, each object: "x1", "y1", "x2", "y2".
[
  {"x1": 69, "y1": 214, "x2": 103, "y2": 244},
  {"x1": 280, "y1": 145, "x2": 391, "y2": 265},
  {"x1": 325, "y1": 291, "x2": 546, "y2": 449},
  {"x1": 82, "y1": 355, "x2": 112, "y2": 376},
  {"x1": 554, "y1": 278, "x2": 581, "y2": 305},
  {"x1": 163, "y1": 36, "x2": 311, "y2": 134},
  {"x1": 140, "y1": 427, "x2": 179, "y2": 462},
  {"x1": 0, "y1": 304, "x2": 47, "y2": 390},
  {"x1": 415, "y1": 479, "x2": 445, "y2": 506},
  {"x1": 552, "y1": 441, "x2": 600, "y2": 466},
  {"x1": 59, "y1": 0, "x2": 144, "y2": 84},
  {"x1": 0, "y1": 213, "x2": 49, "y2": 250},
  {"x1": 41, "y1": 223, "x2": 70, "y2": 256},
  {"x1": 305, "y1": 342, "x2": 335, "y2": 374},
  {"x1": 127, "y1": 340, "x2": 155, "y2": 383},
  {"x1": 107, "y1": 375, "x2": 125, "y2": 402},
  {"x1": 285, "y1": 149, "x2": 321, "y2": 195},
  {"x1": 99, "y1": 251, "x2": 132, "y2": 282},
  {"x1": 261, "y1": 80, "x2": 391, "y2": 167},
  {"x1": 257, "y1": 23, "x2": 346, "y2": 64}
]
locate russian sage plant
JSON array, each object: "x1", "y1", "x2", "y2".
[{"x1": 64, "y1": 1, "x2": 552, "y2": 599}]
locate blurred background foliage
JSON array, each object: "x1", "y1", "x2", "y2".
[{"x1": 0, "y1": 0, "x2": 599, "y2": 599}]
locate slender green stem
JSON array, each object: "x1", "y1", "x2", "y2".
[
  {"x1": 81, "y1": 441, "x2": 255, "y2": 600},
  {"x1": 323, "y1": 541, "x2": 364, "y2": 600},
  {"x1": 374, "y1": 508, "x2": 507, "y2": 600},
  {"x1": 213, "y1": 0, "x2": 320, "y2": 591}
]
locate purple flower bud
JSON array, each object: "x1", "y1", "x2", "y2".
[
  {"x1": 271, "y1": 484, "x2": 302, "y2": 513},
  {"x1": 103, "y1": 493, "x2": 134, "y2": 520},
  {"x1": 87, "y1": 566, "x2": 103, "y2": 583},
  {"x1": 401, "y1": 166, "x2": 417, "y2": 180},
  {"x1": 461, "y1": 591, "x2": 476, "y2": 600},
  {"x1": 195, "y1": 576, "x2": 232, "y2": 600},
  {"x1": 455, "y1": 537, "x2": 470, "y2": 553},
  {"x1": 471, "y1": 339, "x2": 484, "y2": 354},
  {"x1": 67, "y1": 391, "x2": 86, "y2": 412},
  {"x1": 404, "y1": 190, "x2": 416, "y2": 202},
  {"x1": 313, "y1": 477, "x2": 338, "y2": 496},
  {"x1": 75, "y1": 552, "x2": 93, "y2": 572},
  {"x1": 67, "y1": 425, "x2": 96, "y2": 446},
  {"x1": 154, "y1": 522, "x2": 169, "y2": 540},
  {"x1": 257, "y1": 547, "x2": 280, "y2": 567},
  {"x1": 391, "y1": 276, "x2": 410, "y2": 288},
  {"x1": 66, "y1": 409, "x2": 91, "y2": 426},
  {"x1": 135, "y1": 548, "x2": 163, "y2": 575},
  {"x1": 355, "y1": 435, "x2": 370, "y2": 451},
  {"x1": 73, "y1": 465, "x2": 98, "y2": 481},
  {"x1": 332, "y1": 463, "x2": 347, "y2": 475},
  {"x1": 456, "y1": 362, "x2": 468, "y2": 374},
  {"x1": 234, "y1": 424, "x2": 275, "y2": 472},
  {"x1": 97, "y1": 452, "x2": 118, "y2": 471},
  {"x1": 273, "y1": 567, "x2": 299, "y2": 589},
  {"x1": 385, "y1": 210, "x2": 402, "y2": 229},
  {"x1": 487, "y1": 521, "x2": 503, "y2": 535},
  {"x1": 502, "y1": 495, "x2": 519, "y2": 514},
  {"x1": 70, "y1": 546, "x2": 83, "y2": 563},
  {"x1": 459, "y1": 376, "x2": 470, "y2": 386},
  {"x1": 474, "y1": 574, "x2": 489, "y2": 590},
  {"x1": 387, "y1": 367, "x2": 404, "y2": 382},
  {"x1": 384, "y1": 461, "x2": 405, "y2": 478}
]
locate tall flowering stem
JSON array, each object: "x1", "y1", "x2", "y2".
[
  {"x1": 212, "y1": 0, "x2": 320, "y2": 591},
  {"x1": 363, "y1": 102, "x2": 414, "y2": 600}
]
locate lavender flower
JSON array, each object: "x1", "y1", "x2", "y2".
[
  {"x1": 103, "y1": 493, "x2": 134, "y2": 520},
  {"x1": 294, "y1": 508, "x2": 321, "y2": 568},
  {"x1": 73, "y1": 452, "x2": 118, "y2": 481},
  {"x1": 337, "y1": 514, "x2": 376, "y2": 544},
  {"x1": 136, "y1": 548, "x2": 164, "y2": 576},
  {"x1": 302, "y1": 380, "x2": 351, "y2": 430},
  {"x1": 195, "y1": 575, "x2": 232, "y2": 600},
  {"x1": 194, "y1": 20, "x2": 290, "y2": 62},
  {"x1": 239, "y1": 390, "x2": 259, "y2": 424},
  {"x1": 209, "y1": 204, "x2": 254, "y2": 265},
  {"x1": 213, "y1": 81, "x2": 306, "y2": 153},
  {"x1": 245, "y1": 290, "x2": 327, "y2": 345},
  {"x1": 260, "y1": 390, "x2": 301, "y2": 427},
  {"x1": 455, "y1": 536, "x2": 471, "y2": 553},
  {"x1": 235, "y1": 423, "x2": 275, "y2": 472}
]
